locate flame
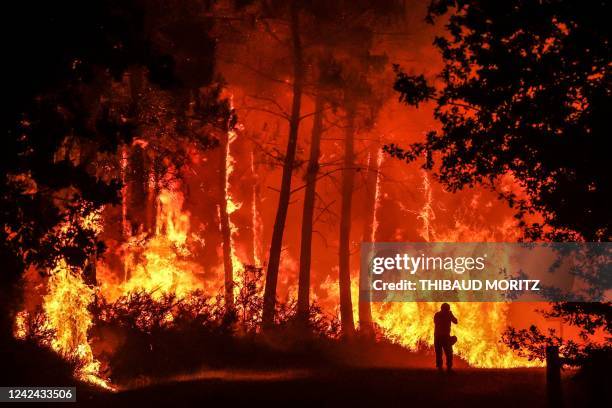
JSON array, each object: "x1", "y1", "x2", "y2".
[
  {"x1": 13, "y1": 310, "x2": 28, "y2": 340},
  {"x1": 372, "y1": 302, "x2": 541, "y2": 368},
  {"x1": 15, "y1": 259, "x2": 112, "y2": 388},
  {"x1": 14, "y1": 103, "x2": 540, "y2": 387},
  {"x1": 99, "y1": 185, "x2": 202, "y2": 301},
  {"x1": 13, "y1": 206, "x2": 112, "y2": 387},
  {"x1": 251, "y1": 150, "x2": 263, "y2": 266},
  {"x1": 369, "y1": 170, "x2": 542, "y2": 368},
  {"x1": 417, "y1": 169, "x2": 435, "y2": 242},
  {"x1": 371, "y1": 148, "x2": 384, "y2": 243},
  {"x1": 14, "y1": 148, "x2": 539, "y2": 382},
  {"x1": 120, "y1": 145, "x2": 130, "y2": 281},
  {"x1": 225, "y1": 129, "x2": 243, "y2": 277},
  {"x1": 20, "y1": 152, "x2": 207, "y2": 386},
  {"x1": 19, "y1": 140, "x2": 212, "y2": 387},
  {"x1": 156, "y1": 190, "x2": 190, "y2": 249},
  {"x1": 219, "y1": 90, "x2": 246, "y2": 296},
  {"x1": 43, "y1": 260, "x2": 112, "y2": 387}
]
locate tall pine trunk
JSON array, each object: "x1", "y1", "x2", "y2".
[
  {"x1": 339, "y1": 108, "x2": 356, "y2": 336},
  {"x1": 359, "y1": 142, "x2": 380, "y2": 336},
  {"x1": 219, "y1": 130, "x2": 234, "y2": 309},
  {"x1": 144, "y1": 158, "x2": 158, "y2": 237},
  {"x1": 128, "y1": 145, "x2": 147, "y2": 233},
  {"x1": 297, "y1": 93, "x2": 324, "y2": 323},
  {"x1": 262, "y1": 1, "x2": 304, "y2": 328},
  {"x1": 126, "y1": 68, "x2": 146, "y2": 236}
]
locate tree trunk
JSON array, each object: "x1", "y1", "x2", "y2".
[
  {"x1": 262, "y1": 1, "x2": 304, "y2": 329},
  {"x1": 339, "y1": 109, "x2": 356, "y2": 336},
  {"x1": 219, "y1": 130, "x2": 234, "y2": 309},
  {"x1": 120, "y1": 145, "x2": 130, "y2": 282},
  {"x1": 297, "y1": 93, "x2": 324, "y2": 323},
  {"x1": 126, "y1": 68, "x2": 146, "y2": 235},
  {"x1": 128, "y1": 145, "x2": 147, "y2": 234},
  {"x1": 250, "y1": 150, "x2": 262, "y2": 266},
  {"x1": 359, "y1": 142, "x2": 380, "y2": 336},
  {"x1": 144, "y1": 158, "x2": 158, "y2": 236},
  {"x1": 546, "y1": 345, "x2": 563, "y2": 407}
]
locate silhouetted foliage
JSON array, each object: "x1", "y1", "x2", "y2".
[
  {"x1": 387, "y1": 0, "x2": 611, "y2": 242},
  {"x1": 547, "y1": 302, "x2": 611, "y2": 337},
  {"x1": 86, "y1": 267, "x2": 341, "y2": 381},
  {"x1": 503, "y1": 300, "x2": 611, "y2": 392},
  {"x1": 392, "y1": 65, "x2": 435, "y2": 107}
]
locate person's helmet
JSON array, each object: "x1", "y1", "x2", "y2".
[{"x1": 441, "y1": 303, "x2": 450, "y2": 312}]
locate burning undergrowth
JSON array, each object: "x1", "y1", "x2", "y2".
[
  {"x1": 12, "y1": 137, "x2": 541, "y2": 388},
  {"x1": 16, "y1": 263, "x2": 345, "y2": 388},
  {"x1": 90, "y1": 281, "x2": 342, "y2": 385}
]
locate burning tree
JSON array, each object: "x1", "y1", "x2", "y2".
[
  {"x1": 295, "y1": 12, "x2": 393, "y2": 333},
  {"x1": 216, "y1": 0, "x2": 405, "y2": 333}
]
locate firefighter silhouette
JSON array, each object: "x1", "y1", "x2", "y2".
[{"x1": 434, "y1": 303, "x2": 458, "y2": 371}]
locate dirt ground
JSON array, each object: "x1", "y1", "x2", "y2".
[{"x1": 76, "y1": 367, "x2": 592, "y2": 407}]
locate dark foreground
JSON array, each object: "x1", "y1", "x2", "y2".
[{"x1": 72, "y1": 367, "x2": 592, "y2": 407}]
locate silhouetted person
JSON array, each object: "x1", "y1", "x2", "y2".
[{"x1": 434, "y1": 303, "x2": 458, "y2": 372}]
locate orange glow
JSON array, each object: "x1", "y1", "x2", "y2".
[
  {"x1": 225, "y1": 128, "x2": 245, "y2": 294},
  {"x1": 15, "y1": 211, "x2": 113, "y2": 388},
  {"x1": 13, "y1": 3, "x2": 564, "y2": 383},
  {"x1": 98, "y1": 186, "x2": 202, "y2": 301},
  {"x1": 371, "y1": 148, "x2": 384, "y2": 243},
  {"x1": 373, "y1": 302, "x2": 542, "y2": 368},
  {"x1": 368, "y1": 169, "x2": 541, "y2": 368},
  {"x1": 43, "y1": 260, "x2": 112, "y2": 388}
]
